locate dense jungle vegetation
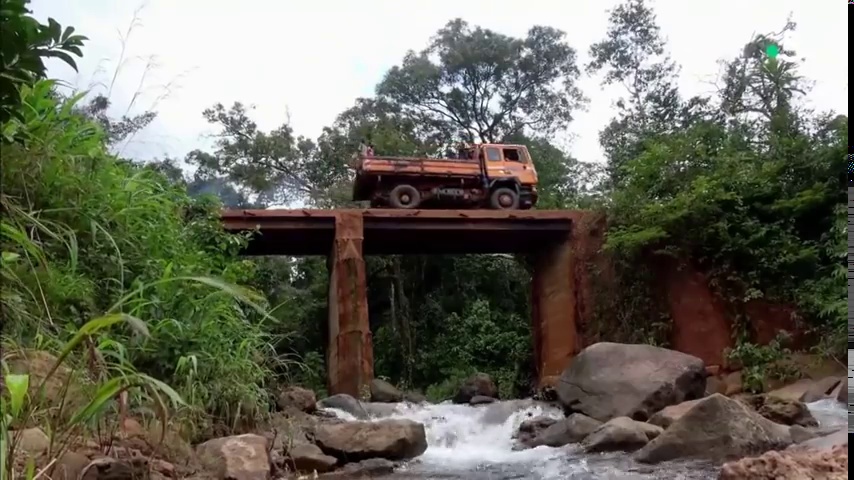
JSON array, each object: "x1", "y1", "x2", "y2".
[{"x1": 1, "y1": 0, "x2": 845, "y2": 448}]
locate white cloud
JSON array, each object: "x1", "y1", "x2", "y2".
[{"x1": 30, "y1": 0, "x2": 848, "y2": 165}]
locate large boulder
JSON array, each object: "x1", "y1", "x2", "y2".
[
  {"x1": 526, "y1": 414, "x2": 602, "y2": 448},
  {"x1": 317, "y1": 394, "x2": 368, "y2": 419},
  {"x1": 313, "y1": 419, "x2": 427, "y2": 462},
  {"x1": 370, "y1": 379, "x2": 404, "y2": 403},
  {"x1": 634, "y1": 394, "x2": 792, "y2": 464},
  {"x1": 582, "y1": 416, "x2": 662, "y2": 453},
  {"x1": 277, "y1": 386, "x2": 317, "y2": 413},
  {"x1": 453, "y1": 373, "x2": 498, "y2": 404},
  {"x1": 196, "y1": 434, "x2": 271, "y2": 480},
  {"x1": 556, "y1": 342, "x2": 706, "y2": 422}
]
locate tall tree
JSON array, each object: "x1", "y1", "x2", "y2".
[
  {"x1": 377, "y1": 19, "x2": 585, "y2": 144},
  {"x1": 185, "y1": 102, "x2": 350, "y2": 205}
]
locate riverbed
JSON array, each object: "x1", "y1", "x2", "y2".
[{"x1": 324, "y1": 398, "x2": 847, "y2": 479}]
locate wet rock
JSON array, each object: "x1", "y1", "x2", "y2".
[
  {"x1": 556, "y1": 342, "x2": 706, "y2": 422},
  {"x1": 277, "y1": 386, "x2": 317, "y2": 413},
  {"x1": 361, "y1": 402, "x2": 399, "y2": 418},
  {"x1": 796, "y1": 428, "x2": 847, "y2": 451},
  {"x1": 648, "y1": 399, "x2": 702, "y2": 428},
  {"x1": 470, "y1": 395, "x2": 496, "y2": 405},
  {"x1": 403, "y1": 391, "x2": 427, "y2": 404},
  {"x1": 801, "y1": 377, "x2": 843, "y2": 403},
  {"x1": 719, "y1": 444, "x2": 847, "y2": 480},
  {"x1": 317, "y1": 393, "x2": 368, "y2": 419},
  {"x1": 788, "y1": 425, "x2": 817, "y2": 443},
  {"x1": 582, "y1": 416, "x2": 662, "y2": 453},
  {"x1": 284, "y1": 442, "x2": 338, "y2": 473},
  {"x1": 528, "y1": 413, "x2": 602, "y2": 447},
  {"x1": 320, "y1": 458, "x2": 398, "y2": 478},
  {"x1": 832, "y1": 382, "x2": 847, "y2": 404},
  {"x1": 13, "y1": 427, "x2": 50, "y2": 456},
  {"x1": 314, "y1": 418, "x2": 427, "y2": 462},
  {"x1": 370, "y1": 378, "x2": 404, "y2": 403},
  {"x1": 453, "y1": 372, "x2": 498, "y2": 404},
  {"x1": 705, "y1": 375, "x2": 725, "y2": 395},
  {"x1": 196, "y1": 433, "x2": 271, "y2": 480},
  {"x1": 634, "y1": 394, "x2": 792, "y2": 464},
  {"x1": 515, "y1": 416, "x2": 557, "y2": 445},
  {"x1": 738, "y1": 394, "x2": 818, "y2": 427}
]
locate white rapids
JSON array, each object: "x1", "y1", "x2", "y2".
[{"x1": 323, "y1": 398, "x2": 848, "y2": 479}]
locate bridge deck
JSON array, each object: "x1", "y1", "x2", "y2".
[{"x1": 221, "y1": 209, "x2": 575, "y2": 255}]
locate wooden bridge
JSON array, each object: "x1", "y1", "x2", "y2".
[{"x1": 222, "y1": 208, "x2": 581, "y2": 397}]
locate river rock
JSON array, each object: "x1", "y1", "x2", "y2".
[
  {"x1": 196, "y1": 433, "x2": 271, "y2": 480},
  {"x1": 277, "y1": 386, "x2": 317, "y2": 413},
  {"x1": 470, "y1": 395, "x2": 497, "y2": 405},
  {"x1": 634, "y1": 394, "x2": 792, "y2": 464},
  {"x1": 284, "y1": 442, "x2": 338, "y2": 473},
  {"x1": 582, "y1": 416, "x2": 662, "y2": 453},
  {"x1": 370, "y1": 379, "x2": 404, "y2": 403},
  {"x1": 453, "y1": 373, "x2": 498, "y2": 404},
  {"x1": 528, "y1": 413, "x2": 603, "y2": 448},
  {"x1": 403, "y1": 391, "x2": 427, "y2": 403},
  {"x1": 317, "y1": 394, "x2": 368, "y2": 419},
  {"x1": 515, "y1": 416, "x2": 557, "y2": 446},
  {"x1": 314, "y1": 419, "x2": 427, "y2": 462},
  {"x1": 556, "y1": 342, "x2": 706, "y2": 422},
  {"x1": 738, "y1": 394, "x2": 818, "y2": 427}
]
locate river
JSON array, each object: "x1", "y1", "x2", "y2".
[{"x1": 324, "y1": 398, "x2": 848, "y2": 479}]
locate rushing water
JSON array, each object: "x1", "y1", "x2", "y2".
[{"x1": 324, "y1": 398, "x2": 847, "y2": 480}]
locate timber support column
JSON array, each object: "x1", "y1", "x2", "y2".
[
  {"x1": 531, "y1": 234, "x2": 579, "y2": 384},
  {"x1": 327, "y1": 211, "x2": 373, "y2": 397}
]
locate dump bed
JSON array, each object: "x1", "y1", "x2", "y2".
[{"x1": 356, "y1": 155, "x2": 483, "y2": 178}]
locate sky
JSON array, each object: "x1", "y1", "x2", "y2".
[{"x1": 31, "y1": 0, "x2": 848, "y2": 167}]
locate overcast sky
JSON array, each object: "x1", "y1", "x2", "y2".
[{"x1": 31, "y1": 0, "x2": 848, "y2": 166}]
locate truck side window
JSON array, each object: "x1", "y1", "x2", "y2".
[
  {"x1": 503, "y1": 148, "x2": 522, "y2": 162},
  {"x1": 486, "y1": 148, "x2": 501, "y2": 162}
]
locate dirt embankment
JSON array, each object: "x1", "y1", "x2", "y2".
[{"x1": 556, "y1": 211, "x2": 816, "y2": 374}]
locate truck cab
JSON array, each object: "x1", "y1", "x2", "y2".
[{"x1": 352, "y1": 143, "x2": 539, "y2": 210}]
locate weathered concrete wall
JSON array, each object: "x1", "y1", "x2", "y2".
[{"x1": 326, "y1": 212, "x2": 373, "y2": 397}]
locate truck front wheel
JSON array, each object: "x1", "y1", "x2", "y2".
[
  {"x1": 490, "y1": 187, "x2": 520, "y2": 210},
  {"x1": 389, "y1": 184, "x2": 422, "y2": 209}
]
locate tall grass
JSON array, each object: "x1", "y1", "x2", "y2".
[{"x1": 1, "y1": 79, "x2": 296, "y2": 447}]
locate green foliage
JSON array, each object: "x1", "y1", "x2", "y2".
[
  {"x1": 0, "y1": 0, "x2": 86, "y2": 124},
  {"x1": 0, "y1": 79, "x2": 288, "y2": 437},
  {"x1": 725, "y1": 333, "x2": 800, "y2": 393}
]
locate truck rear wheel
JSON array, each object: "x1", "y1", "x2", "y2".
[
  {"x1": 490, "y1": 187, "x2": 520, "y2": 210},
  {"x1": 389, "y1": 184, "x2": 421, "y2": 209}
]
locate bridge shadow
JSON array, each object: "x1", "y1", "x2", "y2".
[{"x1": 222, "y1": 208, "x2": 581, "y2": 397}]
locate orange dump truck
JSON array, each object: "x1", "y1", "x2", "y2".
[{"x1": 352, "y1": 143, "x2": 538, "y2": 209}]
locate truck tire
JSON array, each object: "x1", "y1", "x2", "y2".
[
  {"x1": 389, "y1": 184, "x2": 421, "y2": 209},
  {"x1": 490, "y1": 187, "x2": 520, "y2": 210}
]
